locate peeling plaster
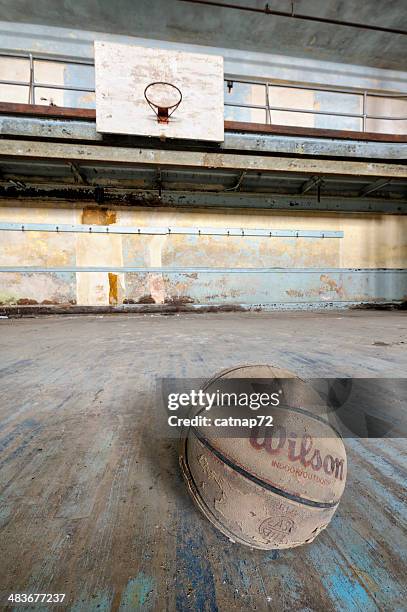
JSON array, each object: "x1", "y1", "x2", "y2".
[{"x1": 0, "y1": 204, "x2": 406, "y2": 306}]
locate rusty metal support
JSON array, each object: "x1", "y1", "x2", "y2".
[
  {"x1": 358, "y1": 178, "x2": 392, "y2": 197},
  {"x1": 225, "y1": 169, "x2": 247, "y2": 192},
  {"x1": 300, "y1": 175, "x2": 323, "y2": 195},
  {"x1": 69, "y1": 162, "x2": 88, "y2": 185}
]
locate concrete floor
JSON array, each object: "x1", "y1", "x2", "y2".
[{"x1": 0, "y1": 311, "x2": 406, "y2": 611}]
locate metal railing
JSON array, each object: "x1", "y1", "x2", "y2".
[
  {"x1": 224, "y1": 78, "x2": 407, "y2": 132},
  {"x1": 0, "y1": 51, "x2": 94, "y2": 105},
  {"x1": 0, "y1": 50, "x2": 406, "y2": 133}
]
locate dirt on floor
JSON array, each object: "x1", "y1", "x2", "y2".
[{"x1": 0, "y1": 311, "x2": 406, "y2": 610}]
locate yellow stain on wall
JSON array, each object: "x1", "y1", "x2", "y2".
[
  {"x1": 0, "y1": 232, "x2": 75, "y2": 266},
  {"x1": 82, "y1": 208, "x2": 117, "y2": 225},
  {"x1": 117, "y1": 208, "x2": 407, "y2": 269},
  {"x1": 108, "y1": 272, "x2": 119, "y2": 304},
  {"x1": 338, "y1": 214, "x2": 406, "y2": 268},
  {"x1": 76, "y1": 233, "x2": 124, "y2": 306}
]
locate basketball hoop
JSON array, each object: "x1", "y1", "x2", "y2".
[{"x1": 144, "y1": 81, "x2": 182, "y2": 124}]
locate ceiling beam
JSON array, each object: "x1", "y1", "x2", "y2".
[
  {"x1": 0, "y1": 139, "x2": 405, "y2": 179},
  {"x1": 0, "y1": 184, "x2": 405, "y2": 213}
]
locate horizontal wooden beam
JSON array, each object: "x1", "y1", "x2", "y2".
[
  {"x1": 224, "y1": 120, "x2": 407, "y2": 143},
  {"x1": 0, "y1": 185, "x2": 405, "y2": 213},
  {"x1": 0, "y1": 102, "x2": 405, "y2": 143},
  {"x1": 0, "y1": 138, "x2": 405, "y2": 178},
  {"x1": 0, "y1": 102, "x2": 95, "y2": 121}
]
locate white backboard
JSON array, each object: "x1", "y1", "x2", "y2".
[{"x1": 95, "y1": 41, "x2": 224, "y2": 142}]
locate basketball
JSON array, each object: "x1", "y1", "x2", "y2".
[{"x1": 179, "y1": 365, "x2": 347, "y2": 550}]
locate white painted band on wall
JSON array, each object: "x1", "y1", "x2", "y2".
[{"x1": 0, "y1": 222, "x2": 343, "y2": 239}]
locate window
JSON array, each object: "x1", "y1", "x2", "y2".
[{"x1": 0, "y1": 53, "x2": 405, "y2": 134}]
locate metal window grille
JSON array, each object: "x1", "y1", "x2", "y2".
[{"x1": 0, "y1": 50, "x2": 406, "y2": 132}]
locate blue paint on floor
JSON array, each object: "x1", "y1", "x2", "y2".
[
  {"x1": 175, "y1": 517, "x2": 218, "y2": 612},
  {"x1": 119, "y1": 573, "x2": 155, "y2": 611},
  {"x1": 70, "y1": 590, "x2": 113, "y2": 612},
  {"x1": 321, "y1": 565, "x2": 374, "y2": 612}
]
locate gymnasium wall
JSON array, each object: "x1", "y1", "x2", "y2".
[{"x1": 0, "y1": 203, "x2": 406, "y2": 309}]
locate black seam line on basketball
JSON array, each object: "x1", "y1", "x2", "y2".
[
  {"x1": 190, "y1": 427, "x2": 338, "y2": 509},
  {"x1": 202, "y1": 366, "x2": 276, "y2": 391},
  {"x1": 183, "y1": 438, "x2": 263, "y2": 549},
  {"x1": 266, "y1": 404, "x2": 343, "y2": 439},
  {"x1": 200, "y1": 378, "x2": 343, "y2": 440},
  {"x1": 191, "y1": 402, "x2": 342, "y2": 439}
]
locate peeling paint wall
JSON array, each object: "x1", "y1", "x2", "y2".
[{"x1": 0, "y1": 202, "x2": 406, "y2": 308}]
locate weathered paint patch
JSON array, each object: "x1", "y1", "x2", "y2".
[
  {"x1": 0, "y1": 418, "x2": 42, "y2": 474},
  {"x1": 0, "y1": 230, "x2": 76, "y2": 267},
  {"x1": 0, "y1": 272, "x2": 76, "y2": 305},
  {"x1": 76, "y1": 232, "x2": 123, "y2": 305},
  {"x1": 119, "y1": 573, "x2": 155, "y2": 611},
  {"x1": 1, "y1": 206, "x2": 407, "y2": 307},
  {"x1": 0, "y1": 316, "x2": 406, "y2": 609},
  {"x1": 156, "y1": 270, "x2": 407, "y2": 306},
  {"x1": 0, "y1": 504, "x2": 11, "y2": 529},
  {"x1": 259, "y1": 561, "x2": 309, "y2": 608},
  {"x1": 175, "y1": 519, "x2": 218, "y2": 611},
  {"x1": 82, "y1": 208, "x2": 117, "y2": 225},
  {"x1": 319, "y1": 564, "x2": 373, "y2": 611},
  {"x1": 136, "y1": 294, "x2": 155, "y2": 304},
  {"x1": 70, "y1": 590, "x2": 113, "y2": 612},
  {"x1": 327, "y1": 515, "x2": 405, "y2": 608},
  {"x1": 121, "y1": 272, "x2": 150, "y2": 304},
  {"x1": 108, "y1": 272, "x2": 119, "y2": 304}
]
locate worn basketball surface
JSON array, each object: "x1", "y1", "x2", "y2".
[{"x1": 179, "y1": 365, "x2": 347, "y2": 550}]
